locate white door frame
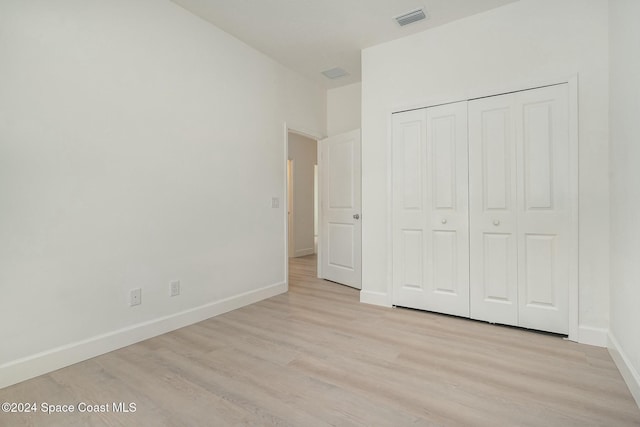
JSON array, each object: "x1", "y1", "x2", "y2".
[
  {"x1": 388, "y1": 75, "x2": 579, "y2": 342},
  {"x1": 287, "y1": 158, "x2": 295, "y2": 258},
  {"x1": 316, "y1": 140, "x2": 323, "y2": 279}
]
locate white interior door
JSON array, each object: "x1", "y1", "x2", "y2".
[
  {"x1": 469, "y1": 93, "x2": 519, "y2": 326},
  {"x1": 392, "y1": 102, "x2": 470, "y2": 317},
  {"x1": 320, "y1": 129, "x2": 361, "y2": 289},
  {"x1": 469, "y1": 84, "x2": 571, "y2": 334},
  {"x1": 515, "y1": 84, "x2": 570, "y2": 334}
]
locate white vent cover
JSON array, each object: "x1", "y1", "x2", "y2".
[
  {"x1": 321, "y1": 67, "x2": 349, "y2": 79},
  {"x1": 395, "y1": 8, "x2": 427, "y2": 26}
]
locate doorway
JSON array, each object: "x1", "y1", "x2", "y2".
[
  {"x1": 286, "y1": 131, "x2": 318, "y2": 259},
  {"x1": 285, "y1": 127, "x2": 362, "y2": 291}
]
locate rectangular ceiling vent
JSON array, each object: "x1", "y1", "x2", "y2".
[
  {"x1": 395, "y1": 8, "x2": 427, "y2": 26},
  {"x1": 321, "y1": 67, "x2": 349, "y2": 80}
]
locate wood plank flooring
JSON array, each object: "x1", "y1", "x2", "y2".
[{"x1": 1, "y1": 254, "x2": 639, "y2": 426}]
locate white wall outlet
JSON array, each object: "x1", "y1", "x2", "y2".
[
  {"x1": 130, "y1": 288, "x2": 141, "y2": 306},
  {"x1": 271, "y1": 197, "x2": 279, "y2": 208},
  {"x1": 170, "y1": 280, "x2": 180, "y2": 297}
]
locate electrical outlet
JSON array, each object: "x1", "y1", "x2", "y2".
[
  {"x1": 170, "y1": 280, "x2": 180, "y2": 297},
  {"x1": 130, "y1": 288, "x2": 141, "y2": 306}
]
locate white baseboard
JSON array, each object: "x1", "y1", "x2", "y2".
[
  {"x1": 294, "y1": 248, "x2": 315, "y2": 257},
  {"x1": 360, "y1": 290, "x2": 392, "y2": 307},
  {"x1": 0, "y1": 281, "x2": 287, "y2": 390},
  {"x1": 608, "y1": 333, "x2": 640, "y2": 408},
  {"x1": 578, "y1": 325, "x2": 609, "y2": 347}
]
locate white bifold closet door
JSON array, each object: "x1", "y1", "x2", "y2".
[
  {"x1": 468, "y1": 84, "x2": 570, "y2": 334},
  {"x1": 392, "y1": 102, "x2": 470, "y2": 317}
]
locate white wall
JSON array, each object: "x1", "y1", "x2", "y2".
[
  {"x1": 361, "y1": 0, "x2": 610, "y2": 341},
  {"x1": 327, "y1": 83, "x2": 361, "y2": 136},
  {"x1": 0, "y1": 0, "x2": 325, "y2": 387},
  {"x1": 288, "y1": 133, "x2": 317, "y2": 257},
  {"x1": 608, "y1": 0, "x2": 640, "y2": 405}
]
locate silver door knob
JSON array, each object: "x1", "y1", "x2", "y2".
[
  {"x1": 353, "y1": 214, "x2": 360, "y2": 220},
  {"x1": 493, "y1": 219, "x2": 500, "y2": 226},
  {"x1": 441, "y1": 219, "x2": 447, "y2": 224}
]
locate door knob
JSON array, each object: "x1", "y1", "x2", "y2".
[
  {"x1": 493, "y1": 219, "x2": 500, "y2": 226},
  {"x1": 441, "y1": 219, "x2": 447, "y2": 224},
  {"x1": 353, "y1": 214, "x2": 360, "y2": 220}
]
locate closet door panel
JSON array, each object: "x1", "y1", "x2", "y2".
[
  {"x1": 482, "y1": 232, "x2": 515, "y2": 302},
  {"x1": 432, "y1": 230, "x2": 457, "y2": 294},
  {"x1": 432, "y1": 114, "x2": 457, "y2": 209},
  {"x1": 469, "y1": 94, "x2": 518, "y2": 326},
  {"x1": 425, "y1": 102, "x2": 470, "y2": 317},
  {"x1": 401, "y1": 229, "x2": 424, "y2": 289},
  {"x1": 393, "y1": 102, "x2": 469, "y2": 317},
  {"x1": 393, "y1": 110, "x2": 428, "y2": 309},
  {"x1": 516, "y1": 84, "x2": 570, "y2": 334},
  {"x1": 483, "y1": 109, "x2": 511, "y2": 210},
  {"x1": 523, "y1": 234, "x2": 556, "y2": 305}
]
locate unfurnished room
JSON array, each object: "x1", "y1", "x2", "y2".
[{"x1": 1, "y1": 0, "x2": 639, "y2": 425}]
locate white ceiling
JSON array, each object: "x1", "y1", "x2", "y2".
[{"x1": 171, "y1": 0, "x2": 519, "y2": 89}]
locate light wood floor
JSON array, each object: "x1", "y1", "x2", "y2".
[{"x1": 1, "y1": 255, "x2": 639, "y2": 426}]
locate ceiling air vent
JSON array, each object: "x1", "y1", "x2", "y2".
[
  {"x1": 395, "y1": 8, "x2": 427, "y2": 26},
  {"x1": 321, "y1": 67, "x2": 349, "y2": 80}
]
